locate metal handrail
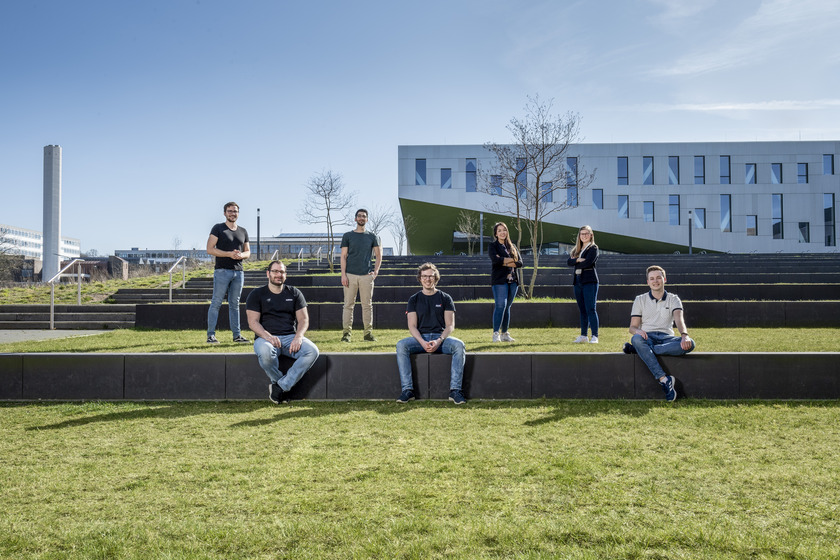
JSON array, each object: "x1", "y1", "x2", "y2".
[
  {"x1": 297, "y1": 248, "x2": 303, "y2": 270},
  {"x1": 270, "y1": 249, "x2": 279, "y2": 261},
  {"x1": 167, "y1": 256, "x2": 187, "y2": 303},
  {"x1": 48, "y1": 258, "x2": 84, "y2": 330},
  {"x1": 315, "y1": 246, "x2": 323, "y2": 265}
]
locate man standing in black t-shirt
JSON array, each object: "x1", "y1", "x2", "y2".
[
  {"x1": 246, "y1": 260, "x2": 320, "y2": 404},
  {"x1": 206, "y1": 201, "x2": 251, "y2": 344},
  {"x1": 395, "y1": 262, "x2": 467, "y2": 405}
]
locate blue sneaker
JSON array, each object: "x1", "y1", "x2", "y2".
[
  {"x1": 449, "y1": 390, "x2": 466, "y2": 405},
  {"x1": 396, "y1": 389, "x2": 415, "y2": 403},
  {"x1": 269, "y1": 383, "x2": 289, "y2": 404},
  {"x1": 660, "y1": 375, "x2": 677, "y2": 402}
]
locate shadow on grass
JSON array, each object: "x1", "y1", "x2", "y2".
[{"x1": 13, "y1": 398, "x2": 840, "y2": 431}]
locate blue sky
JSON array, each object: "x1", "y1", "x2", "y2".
[{"x1": 2, "y1": 0, "x2": 839, "y2": 254}]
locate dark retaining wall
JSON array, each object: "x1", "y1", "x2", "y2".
[
  {"x1": 2, "y1": 352, "x2": 838, "y2": 401},
  {"x1": 136, "y1": 301, "x2": 840, "y2": 330}
]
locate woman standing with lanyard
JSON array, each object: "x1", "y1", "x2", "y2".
[
  {"x1": 568, "y1": 225, "x2": 600, "y2": 344},
  {"x1": 489, "y1": 222, "x2": 523, "y2": 343}
]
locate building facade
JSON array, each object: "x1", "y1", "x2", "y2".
[
  {"x1": 0, "y1": 223, "x2": 81, "y2": 261},
  {"x1": 398, "y1": 141, "x2": 839, "y2": 254}
]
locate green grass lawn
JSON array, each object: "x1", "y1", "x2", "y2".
[
  {"x1": 1, "y1": 400, "x2": 838, "y2": 559},
  {"x1": 1, "y1": 327, "x2": 839, "y2": 354}
]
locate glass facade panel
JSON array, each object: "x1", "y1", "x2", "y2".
[
  {"x1": 642, "y1": 156, "x2": 654, "y2": 185},
  {"x1": 566, "y1": 157, "x2": 577, "y2": 186},
  {"x1": 797, "y1": 163, "x2": 808, "y2": 184},
  {"x1": 541, "y1": 181, "x2": 553, "y2": 203},
  {"x1": 440, "y1": 168, "x2": 451, "y2": 189},
  {"x1": 490, "y1": 175, "x2": 502, "y2": 196},
  {"x1": 720, "y1": 194, "x2": 731, "y2": 232},
  {"x1": 771, "y1": 163, "x2": 782, "y2": 184},
  {"x1": 720, "y1": 156, "x2": 730, "y2": 184},
  {"x1": 516, "y1": 158, "x2": 527, "y2": 198},
  {"x1": 694, "y1": 156, "x2": 705, "y2": 184},
  {"x1": 643, "y1": 201, "x2": 654, "y2": 222},
  {"x1": 669, "y1": 156, "x2": 679, "y2": 185},
  {"x1": 824, "y1": 154, "x2": 835, "y2": 175},
  {"x1": 415, "y1": 159, "x2": 426, "y2": 185},
  {"x1": 617, "y1": 157, "x2": 628, "y2": 185},
  {"x1": 466, "y1": 158, "x2": 477, "y2": 192},
  {"x1": 593, "y1": 189, "x2": 603, "y2": 210},
  {"x1": 669, "y1": 195, "x2": 679, "y2": 225},
  {"x1": 746, "y1": 215, "x2": 757, "y2": 236},
  {"x1": 746, "y1": 163, "x2": 756, "y2": 184},
  {"x1": 618, "y1": 195, "x2": 629, "y2": 218},
  {"x1": 798, "y1": 222, "x2": 810, "y2": 243},
  {"x1": 772, "y1": 194, "x2": 784, "y2": 239},
  {"x1": 694, "y1": 208, "x2": 705, "y2": 229},
  {"x1": 825, "y1": 193, "x2": 836, "y2": 246}
]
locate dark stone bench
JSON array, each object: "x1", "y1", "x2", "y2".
[{"x1": 2, "y1": 352, "x2": 838, "y2": 401}]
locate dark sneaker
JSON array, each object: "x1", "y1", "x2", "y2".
[
  {"x1": 233, "y1": 336, "x2": 251, "y2": 344},
  {"x1": 363, "y1": 332, "x2": 377, "y2": 342},
  {"x1": 660, "y1": 375, "x2": 677, "y2": 402},
  {"x1": 623, "y1": 342, "x2": 637, "y2": 354},
  {"x1": 269, "y1": 383, "x2": 290, "y2": 404},
  {"x1": 449, "y1": 390, "x2": 466, "y2": 405},
  {"x1": 396, "y1": 389, "x2": 415, "y2": 403},
  {"x1": 341, "y1": 332, "x2": 352, "y2": 343},
  {"x1": 207, "y1": 335, "x2": 220, "y2": 344}
]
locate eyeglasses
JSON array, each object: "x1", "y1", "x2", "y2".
[
  {"x1": 269, "y1": 269, "x2": 286, "y2": 274},
  {"x1": 420, "y1": 275, "x2": 436, "y2": 279}
]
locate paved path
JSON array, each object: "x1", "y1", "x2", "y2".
[{"x1": 0, "y1": 330, "x2": 109, "y2": 344}]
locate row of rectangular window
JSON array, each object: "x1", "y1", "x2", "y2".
[
  {"x1": 415, "y1": 155, "x2": 836, "y2": 189},
  {"x1": 600, "y1": 191, "x2": 836, "y2": 245}
]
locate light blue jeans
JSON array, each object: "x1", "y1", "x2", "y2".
[
  {"x1": 396, "y1": 334, "x2": 466, "y2": 391},
  {"x1": 207, "y1": 268, "x2": 244, "y2": 338},
  {"x1": 254, "y1": 335, "x2": 320, "y2": 391},
  {"x1": 631, "y1": 332, "x2": 695, "y2": 380},
  {"x1": 492, "y1": 282, "x2": 518, "y2": 332}
]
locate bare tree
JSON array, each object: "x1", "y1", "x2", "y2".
[
  {"x1": 389, "y1": 213, "x2": 417, "y2": 256},
  {"x1": 0, "y1": 228, "x2": 20, "y2": 281},
  {"x1": 455, "y1": 210, "x2": 481, "y2": 256},
  {"x1": 481, "y1": 95, "x2": 595, "y2": 297},
  {"x1": 300, "y1": 170, "x2": 356, "y2": 272},
  {"x1": 364, "y1": 204, "x2": 398, "y2": 238}
]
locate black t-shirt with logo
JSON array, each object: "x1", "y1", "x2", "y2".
[
  {"x1": 245, "y1": 284, "x2": 306, "y2": 336},
  {"x1": 406, "y1": 290, "x2": 456, "y2": 335},
  {"x1": 210, "y1": 222, "x2": 249, "y2": 270}
]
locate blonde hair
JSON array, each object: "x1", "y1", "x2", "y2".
[
  {"x1": 493, "y1": 222, "x2": 519, "y2": 261},
  {"x1": 571, "y1": 225, "x2": 596, "y2": 258}
]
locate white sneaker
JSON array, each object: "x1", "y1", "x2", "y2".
[
  {"x1": 573, "y1": 335, "x2": 589, "y2": 343},
  {"x1": 589, "y1": 336, "x2": 599, "y2": 344},
  {"x1": 501, "y1": 332, "x2": 515, "y2": 342},
  {"x1": 493, "y1": 331, "x2": 501, "y2": 343}
]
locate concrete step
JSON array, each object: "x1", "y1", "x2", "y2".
[
  {"x1": 0, "y1": 321, "x2": 135, "y2": 330},
  {"x1": 0, "y1": 313, "x2": 135, "y2": 322}
]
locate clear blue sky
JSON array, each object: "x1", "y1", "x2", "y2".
[{"x1": 2, "y1": 0, "x2": 839, "y2": 254}]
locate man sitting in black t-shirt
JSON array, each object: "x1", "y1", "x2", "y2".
[
  {"x1": 395, "y1": 262, "x2": 467, "y2": 405},
  {"x1": 246, "y1": 261, "x2": 320, "y2": 404}
]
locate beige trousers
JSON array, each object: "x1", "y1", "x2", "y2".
[{"x1": 343, "y1": 272, "x2": 374, "y2": 334}]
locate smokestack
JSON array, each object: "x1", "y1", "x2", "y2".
[{"x1": 43, "y1": 145, "x2": 62, "y2": 281}]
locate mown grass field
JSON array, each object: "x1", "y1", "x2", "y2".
[{"x1": 2, "y1": 400, "x2": 838, "y2": 559}]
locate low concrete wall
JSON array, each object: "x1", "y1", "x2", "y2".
[
  {"x1": 2, "y1": 352, "x2": 838, "y2": 401},
  {"x1": 135, "y1": 301, "x2": 840, "y2": 330}
]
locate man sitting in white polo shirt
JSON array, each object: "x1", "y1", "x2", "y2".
[{"x1": 625, "y1": 265, "x2": 696, "y2": 402}]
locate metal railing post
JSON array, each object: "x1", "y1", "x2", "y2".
[
  {"x1": 167, "y1": 256, "x2": 187, "y2": 303},
  {"x1": 297, "y1": 249, "x2": 303, "y2": 270},
  {"x1": 47, "y1": 258, "x2": 84, "y2": 330},
  {"x1": 77, "y1": 261, "x2": 82, "y2": 305}
]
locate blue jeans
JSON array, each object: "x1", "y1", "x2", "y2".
[
  {"x1": 207, "y1": 269, "x2": 244, "y2": 338},
  {"x1": 254, "y1": 335, "x2": 320, "y2": 391},
  {"x1": 631, "y1": 332, "x2": 695, "y2": 380},
  {"x1": 492, "y1": 282, "x2": 518, "y2": 332},
  {"x1": 396, "y1": 334, "x2": 466, "y2": 392},
  {"x1": 573, "y1": 281, "x2": 599, "y2": 337}
]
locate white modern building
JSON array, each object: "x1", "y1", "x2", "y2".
[
  {"x1": 0, "y1": 223, "x2": 81, "y2": 261},
  {"x1": 398, "y1": 141, "x2": 839, "y2": 254}
]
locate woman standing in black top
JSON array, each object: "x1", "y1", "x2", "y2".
[
  {"x1": 567, "y1": 225, "x2": 599, "y2": 344},
  {"x1": 489, "y1": 222, "x2": 523, "y2": 342}
]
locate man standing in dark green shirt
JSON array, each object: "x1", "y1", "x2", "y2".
[{"x1": 339, "y1": 208, "x2": 382, "y2": 342}]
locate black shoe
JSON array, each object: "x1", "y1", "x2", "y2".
[
  {"x1": 207, "y1": 335, "x2": 220, "y2": 344},
  {"x1": 396, "y1": 389, "x2": 415, "y2": 403},
  {"x1": 363, "y1": 332, "x2": 377, "y2": 342},
  {"x1": 449, "y1": 389, "x2": 466, "y2": 405},
  {"x1": 623, "y1": 342, "x2": 637, "y2": 354},
  {"x1": 233, "y1": 336, "x2": 251, "y2": 344},
  {"x1": 269, "y1": 383, "x2": 289, "y2": 404}
]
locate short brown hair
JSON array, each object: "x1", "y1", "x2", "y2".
[
  {"x1": 646, "y1": 265, "x2": 666, "y2": 279},
  {"x1": 224, "y1": 202, "x2": 239, "y2": 212},
  {"x1": 266, "y1": 260, "x2": 286, "y2": 272},
  {"x1": 417, "y1": 262, "x2": 440, "y2": 283}
]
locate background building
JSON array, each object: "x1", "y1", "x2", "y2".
[
  {"x1": 0, "y1": 223, "x2": 81, "y2": 261},
  {"x1": 398, "y1": 141, "x2": 839, "y2": 254}
]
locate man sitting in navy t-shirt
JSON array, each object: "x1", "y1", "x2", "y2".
[
  {"x1": 395, "y1": 262, "x2": 467, "y2": 405},
  {"x1": 246, "y1": 261, "x2": 320, "y2": 404}
]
